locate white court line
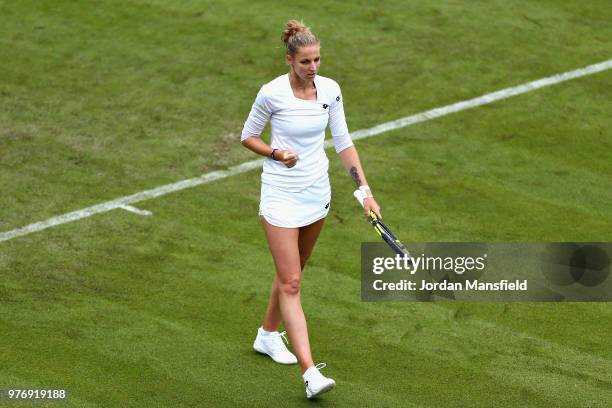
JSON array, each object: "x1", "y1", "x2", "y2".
[
  {"x1": 118, "y1": 205, "x2": 153, "y2": 216},
  {"x1": 1, "y1": 59, "x2": 611, "y2": 243}
]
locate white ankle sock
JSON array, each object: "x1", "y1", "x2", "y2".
[{"x1": 260, "y1": 327, "x2": 276, "y2": 336}]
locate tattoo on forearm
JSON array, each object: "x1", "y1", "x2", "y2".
[{"x1": 350, "y1": 166, "x2": 362, "y2": 187}]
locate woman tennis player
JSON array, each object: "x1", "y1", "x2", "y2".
[{"x1": 241, "y1": 20, "x2": 381, "y2": 399}]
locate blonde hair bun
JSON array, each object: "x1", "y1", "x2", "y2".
[{"x1": 281, "y1": 19, "x2": 319, "y2": 55}]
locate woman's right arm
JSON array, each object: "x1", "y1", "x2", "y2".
[
  {"x1": 241, "y1": 136, "x2": 298, "y2": 168},
  {"x1": 240, "y1": 88, "x2": 298, "y2": 168}
]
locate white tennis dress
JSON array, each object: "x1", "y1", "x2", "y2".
[{"x1": 241, "y1": 73, "x2": 353, "y2": 228}]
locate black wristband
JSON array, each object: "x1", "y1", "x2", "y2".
[{"x1": 271, "y1": 148, "x2": 278, "y2": 160}]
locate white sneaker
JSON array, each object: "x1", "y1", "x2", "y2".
[
  {"x1": 253, "y1": 327, "x2": 298, "y2": 365},
  {"x1": 303, "y1": 363, "x2": 336, "y2": 399}
]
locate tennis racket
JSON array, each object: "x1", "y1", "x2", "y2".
[{"x1": 353, "y1": 190, "x2": 413, "y2": 263}]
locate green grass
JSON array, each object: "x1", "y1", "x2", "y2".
[{"x1": 1, "y1": 1, "x2": 611, "y2": 406}]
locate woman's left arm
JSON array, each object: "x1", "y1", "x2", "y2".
[{"x1": 338, "y1": 145, "x2": 381, "y2": 221}]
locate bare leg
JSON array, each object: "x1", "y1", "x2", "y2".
[
  {"x1": 262, "y1": 276, "x2": 281, "y2": 332},
  {"x1": 262, "y1": 218, "x2": 325, "y2": 332},
  {"x1": 297, "y1": 218, "x2": 325, "y2": 270},
  {"x1": 260, "y1": 217, "x2": 325, "y2": 373}
]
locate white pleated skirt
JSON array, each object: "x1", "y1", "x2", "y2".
[{"x1": 259, "y1": 174, "x2": 331, "y2": 228}]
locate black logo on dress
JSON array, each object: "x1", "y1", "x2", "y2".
[
  {"x1": 325, "y1": 202, "x2": 330, "y2": 209},
  {"x1": 322, "y1": 104, "x2": 328, "y2": 109},
  {"x1": 336, "y1": 95, "x2": 341, "y2": 101}
]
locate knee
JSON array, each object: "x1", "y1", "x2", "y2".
[{"x1": 279, "y1": 276, "x2": 301, "y2": 296}]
